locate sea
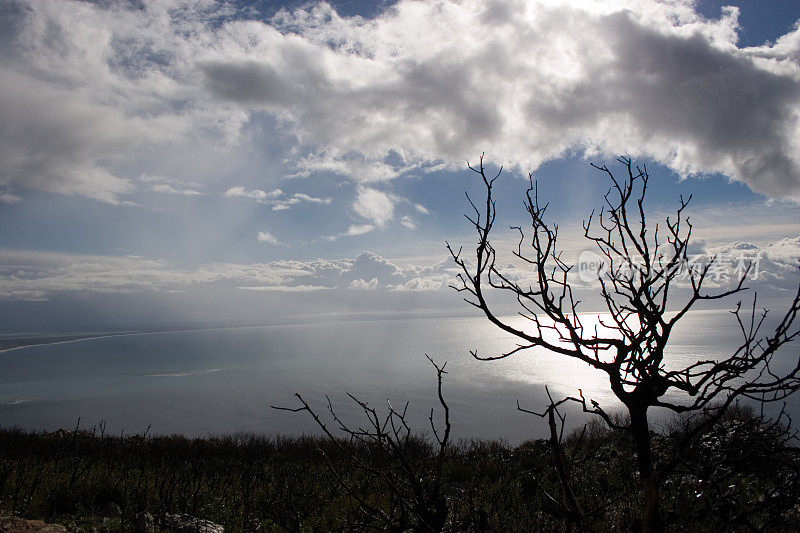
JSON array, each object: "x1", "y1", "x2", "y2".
[{"x1": 1, "y1": 310, "x2": 798, "y2": 443}]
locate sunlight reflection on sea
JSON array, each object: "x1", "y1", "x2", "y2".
[{"x1": 0, "y1": 310, "x2": 796, "y2": 443}]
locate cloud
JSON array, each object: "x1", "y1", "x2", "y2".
[
  {"x1": 273, "y1": 192, "x2": 332, "y2": 210},
  {"x1": 237, "y1": 284, "x2": 327, "y2": 292},
  {"x1": 223, "y1": 186, "x2": 330, "y2": 210},
  {"x1": 200, "y1": 0, "x2": 800, "y2": 198},
  {"x1": 347, "y1": 224, "x2": 375, "y2": 236},
  {"x1": 224, "y1": 187, "x2": 283, "y2": 201},
  {"x1": 4, "y1": 239, "x2": 794, "y2": 303},
  {"x1": 395, "y1": 276, "x2": 450, "y2": 292},
  {"x1": 288, "y1": 152, "x2": 416, "y2": 182},
  {"x1": 353, "y1": 187, "x2": 395, "y2": 227},
  {"x1": 400, "y1": 215, "x2": 418, "y2": 229},
  {"x1": 325, "y1": 224, "x2": 376, "y2": 241},
  {"x1": 0, "y1": 191, "x2": 21, "y2": 204},
  {"x1": 0, "y1": 70, "x2": 137, "y2": 203},
  {"x1": 706, "y1": 237, "x2": 800, "y2": 292},
  {"x1": 555, "y1": 233, "x2": 800, "y2": 304},
  {"x1": 143, "y1": 175, "x2": 204, "y2": 196},
  {"x1": 5, "y1": 0, "x2": 800, "y2": 203},
  {"x1": 151, "y1": 184, "x2": 203, "y2": 196},
  {"x1": 0, "y1": 249, "x2": 457, "y2": 300},
  {"x1": 349, "y1": 277, "x2": 380, "y2": 290},
  {"x1": 256, "y1": 230, "x2": 280, "y2": 245},
  {"x1": 0, "y1": 1, "x2": 246, "y2": 203}
]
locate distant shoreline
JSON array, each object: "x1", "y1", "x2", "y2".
[
  {"x1": 0, "y1": 328, "x2": 219, "y2": 354},
  {"x1": 0, "y1": 317, "x2": 446, "y2": 354},
  {"x1": 0, "y1": 315, "x2": 470, "y2": 354},
  {"x1": 0, "y1": 331, "x2": 154, "y2": 354}
]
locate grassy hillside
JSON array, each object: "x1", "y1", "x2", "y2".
[{"x1": 0, "y1": 408, "x2": 797, "y2": 531}]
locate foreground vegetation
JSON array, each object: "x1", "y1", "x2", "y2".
[{"x1": 0, "y1": 407, "x2": 797, "y2": 532}]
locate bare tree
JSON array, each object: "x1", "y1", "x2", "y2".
[
  {"x1": 448, "y1": 155, "x2": 800, "y2": 532},
  {"x1": 273, "y1": 355, "x2": 451, "y2": 532},
  {"x1": 516, "y1": 387, "x2": 635, "y2": 531}
]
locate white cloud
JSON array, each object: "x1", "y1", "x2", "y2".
[
  {"x1": 289, "y1": 152, "x2": 416, "y2": 182},
  {"x1": 353, "y1": 187, "x2": 395, "y2": 227},
  {"x1": 394, "y1": 276, "x2": 450, "y2": 292},
  {"x1": 0, "y1": 249, "x2": 457, "y2": 300},
  {"x1": 414, "y1": 203, "x2": 430, "y2": 215},
  {"x1": 0, "y1": 192, "x2": 21, "y2": 204},
  {"x1": 272, "y1": 192, "x2": 332, "y2": 210},
  {"x1": 349, "y1": 277, "x2": 380, "y2": 290},
  {"x1": 224, "y1": 187, "x2": 283, "y2": 201},
  {"x1": 237, "y1": 284, "x2": 327, "y2": 292},
  {"x1": 400, "y1": 215, "x2": 418, "y2": 229},
  {"x1": 223, "y1": 186, "x2": 330, "y2": 210},
  {"x1": 256, "y1": 230, "x2": 280, "y2": 245},
  {"x1": 151, "y1": 184, "x2": 203, "y2": 196},
  {"x1": 0, "y1": 1, "x2": 246, "y2": 203},
  {"x1": 325, "y1": 224, "x2": 376, "y2": 241},
  {"x1": 706, "y1": 237, "x2": 800, "y2": 292},
  {"x1": 0, "y1": 70, "x2": 137, "y2": 203},
  {"x1": 199, "y1": 0, "x2": 800, "y2": 198},
  {"x1": 293, "y1": 193, "x2": 330, "y2": 204},
  {"x1": 5, "y1": 0, "x2": 800, "y2": 203},
  {"x1": 550, "y1": 232, "x2": 800, "y2": 304},
  {"x1": 347, "y1": 224, "x2": 375, "y2": 235},
  {"x1": 143, "y1": 175, "x2": 204, "y2": 196},
  {"x1": 6, "y1": 240, "x2": 792, "y2": 304}
]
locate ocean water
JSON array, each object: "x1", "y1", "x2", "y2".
[{"x1": 0, "y1": 311, "x2": 797, "y2": 443}]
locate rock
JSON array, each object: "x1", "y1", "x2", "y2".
[
  {"x1": 160, "y1": 514, "x2": 224, "y2": 533},
  {"x1": 134, "y1": 512, "x2": 154, "y2": 533},
  {"x1": 0, "y1": 516, "x2": 68, "y2": 532}
]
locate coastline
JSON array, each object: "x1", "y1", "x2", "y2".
[
  {"x1": 0, "y1": 333, "x2": 126, "y2": 354},
  {"x1": 0, "y1": 329, "x2": 205, "y2": 355}
]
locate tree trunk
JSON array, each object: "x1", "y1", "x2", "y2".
[
  {"x1": 547, "y1": 408, "x2": 582, "y2": 531},
  {"x1": 629, "y1": 407, "x2": 664, "y2": 533}
]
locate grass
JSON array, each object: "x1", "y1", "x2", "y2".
[{"x1": 0, "y1": 407, "x2": 797, "y2": 531}]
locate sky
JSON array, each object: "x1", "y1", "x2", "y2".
[{"x1": 1, "y1": 0, "x2": 800, "y2": 332}]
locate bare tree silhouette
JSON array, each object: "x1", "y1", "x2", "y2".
[
  {"x1": 273, "y1": 355, "x2": 451, "y2": 531},
  {"x1": 448, "y1": 155, "x2": 800, "y2": 532}
]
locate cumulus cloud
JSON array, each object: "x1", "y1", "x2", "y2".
[
  {"x1": 5, "y1": 0, "x2": 800, "y2": 203},
  {"x1": 0, "y1": 1, "x2": 245, "y2": 203},
  {"x1": 2, "y1": 237, "x2": 795, "y2": 303},
  {"x1": 256, "y1": 230, "x2": 280, "y2": 245},
  {"x1": 349, "y1": 277, "x2": 380, "y2": 290},
  {"x1": 554, "y1": 234, "x2": 800, "y2": 303},
  {"x1": 0, "y1": 249, "x2": 456, "y2": 300},
  {"x1": 0, "y1": 70, "x2": 138, "y2": 203},
  {"x1": 200, "y1": 0, "x2": 800, "y2": 198},
  {"x1": 353, "y1": 187, "x2": 396, "y2": 227},
  {"x1": 705, "y1": 237, "x2": 800, "y2": 292}
]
